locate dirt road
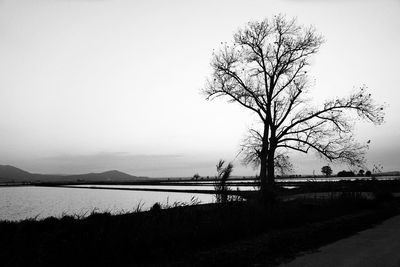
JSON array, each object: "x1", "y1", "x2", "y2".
[{"x1": 280, "y1": 215, "x2": 400, "y2": 267}]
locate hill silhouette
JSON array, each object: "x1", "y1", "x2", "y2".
[
  {"x1": 0, "y1": 165, "x2": 32, "y2": 182},
  {"x1": 0, "y1": 165, "x2": 147, "y2": 183}
]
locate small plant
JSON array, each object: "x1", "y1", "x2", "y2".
[
  {"x1": 160, "y1": 196, "x2": 202, "y2": 209},
  {"x1": 150, "y1": 202, "x2": 162, "y2": 211},
  {"x1": 189, "y1": 196, "x2": 201, "y2": 205},
  {"x1": 133, "y1": 200, "x2": 145, "y2": 213},
  {"x1": 213, "y1": 160, "x2": 233, "y2": 203}
]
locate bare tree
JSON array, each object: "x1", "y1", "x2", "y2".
[
  {"x1": 240, "y1": 128, "x2": 293, "y2": 176},
  {"x1": 203, "y1": 15, "x2": 384, "y2": 201}
]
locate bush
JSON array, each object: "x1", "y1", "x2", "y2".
[
  {"x1": 337, "y1": 170, "x2": 355, "y2": 177},
  {"x1": 150, "y1": 202, "x2": 162, "y2": 211}
]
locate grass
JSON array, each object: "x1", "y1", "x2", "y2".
[{"x1": 0, "y1": 192, "x2": 398, "y2": 267}]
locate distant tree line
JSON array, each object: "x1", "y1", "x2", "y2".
[{"x1": 321, "y1": 165, "x2": 372, "y2": 177}]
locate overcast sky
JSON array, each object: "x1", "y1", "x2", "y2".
[{"x1": 1, "y1": 0, "x2": 399, "y2": 177}]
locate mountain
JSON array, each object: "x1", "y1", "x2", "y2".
[
  {"x1": 65, "y1": 170, "x2": 145, "y2": 182},
  {"x1": 0, "y1": 165, "x2": 147, "y2": 183},
  {"x1": 0, "y1": 165, "x2": 33, "y2": 182}
]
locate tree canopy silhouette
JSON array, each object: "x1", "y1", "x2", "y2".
[
  {"x1": 321, "y1": 165, "x2": 332, "y2": 177},
  {"x1": 203, "y1": 15, "x2": 384, "y2": 201}
]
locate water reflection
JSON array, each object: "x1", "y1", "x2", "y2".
[
  {"x1": 72, "y1": 184, "x2": 257, "y2": 191},
  {"x1": 0, "y1": 186, "x2": 214, "y2": 222}
]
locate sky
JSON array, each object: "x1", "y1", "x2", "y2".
[{"x1": 0, "y1": 0, "x2": 399, "y2": 177}]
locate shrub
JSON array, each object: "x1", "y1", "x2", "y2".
[{"x1": 213, "y1": 160, "x2": 233, "y2": 203}]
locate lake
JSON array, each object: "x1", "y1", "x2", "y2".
[
  {"x1": 0, "y1": 186, "x2": 216, "y2": 221},
  {"x1": 2, "y1": 176, "x2": 397, "y2": 222}
]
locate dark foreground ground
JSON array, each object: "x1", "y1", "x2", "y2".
[
  {"x1": 1, "y1": 194, "x2": 399, "y2": 267},
  {"x1": 280, "y1": 214, "x2": 400, "y2": 267}
]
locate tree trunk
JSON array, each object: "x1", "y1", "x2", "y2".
[
  {"x1": 266, "y1": 148, "x2": 276, "y2": 197},
  {"x1": 259, "y1": 126, "x2": 276, "y2": 204},
  {"x1": 259, "y1": 122, "x2": 269, "y2": 201},
  {"x1": 259, "y1": 152, "x2": 268, "y2": 196}
]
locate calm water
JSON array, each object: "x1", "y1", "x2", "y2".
[
  {"x1": 3, "y1": 176, "x2": 397, "y2": 222},
  {"x1": 0, "y1": 186, "x2": 215, "y2": 222},
  {"x1": 72, "y1": 184, "x2": 257, "y2": 191}
]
